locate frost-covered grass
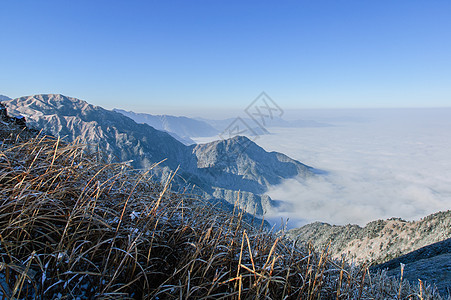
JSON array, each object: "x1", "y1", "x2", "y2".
[{"x1": 0, "y1": 131, "x2": 446, "y2": 299}]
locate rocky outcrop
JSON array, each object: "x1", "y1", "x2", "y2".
[
  {"x1": 0, "y1": 102, "x2": 38, "y2": 142},
  {"x1": 1, "y1": 103, "x2": 26, "y2": 127}
]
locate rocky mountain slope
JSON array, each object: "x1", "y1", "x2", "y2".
[
  {"x1": 191, "y1": 136, "x2": 311, "y2": 194},
  {"x1": 372, "y1": 238, "x2": 451, "y2": 297},
  {"x1": 287, "y1": 210, "x2": 451, "y2": 264},
  {"x1": 186, "y1": 136, "x2": 313, "y2": 214},
  {"x1": 114, "y1": 108, "x2": 218, "y2": 143},
  {"x1": 3, "y1": 94, "x2": 315, "y2": 216},
  {"x1": 3, "y1": 94, "x2": 190, "y2": 171}
]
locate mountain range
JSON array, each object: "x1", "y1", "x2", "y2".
[
  {"x1": 113, "y1": 108, "x2": 331, "y2": 146},
  {"x1": 3, "y1": 94, "x2": 315, "y2": 216},
  {"x1": 113, "y1": 108, "x2": 219, "y2": 145}
]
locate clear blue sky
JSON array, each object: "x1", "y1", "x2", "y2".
[{"x1": 1, "y1": 0, "x2": 450, "y2": 116}]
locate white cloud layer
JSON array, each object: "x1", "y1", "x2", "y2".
[{"x1": 254, "y1": 108, "x2": 451, "y2": 228}]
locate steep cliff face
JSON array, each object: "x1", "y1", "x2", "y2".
[
  {"x1": 287, "y1": 210, "x2": 451, "y2": 264},
  {"x1": 3, "y1": 94, "x2": 315, "y2": 216}
]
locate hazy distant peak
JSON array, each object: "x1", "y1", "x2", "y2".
[{"x1": 114, "y1": 108, "x2": 219, "y2": 140}]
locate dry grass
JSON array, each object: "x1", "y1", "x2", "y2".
[{"x1": 0, "y1": 130, "x2": 445, "y2": 299}]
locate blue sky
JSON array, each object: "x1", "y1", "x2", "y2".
[{"x1": 1, "y1": 0, "x2": 450, "y2": 115}]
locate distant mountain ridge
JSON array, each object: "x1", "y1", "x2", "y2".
[
  {"x1": 114, "y1": 107, "x2": 330, "y2": 145},
  {"x1": 287, "y1": 210, "x2": 451, "y2": 264},
  {"x1": 114, "y1": 108, "x2": 218, "y2": 144},
  {"x1": 198, "y1": 116, "x2": 331, "y2": 132},
  {"x1": 3, "y1": 94, "x2": 315, "y2": 216}
]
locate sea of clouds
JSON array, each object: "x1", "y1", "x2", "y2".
[
  {"x1": 194, "y1": 108, "x2": 451, "y2": 228},
  {"x1": 259, "y1": 108, "x2": 451, "y2": 228}
]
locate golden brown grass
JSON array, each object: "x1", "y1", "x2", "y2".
[{"x1": 0, "y1": 130, "x2": 445, "y2": 299}]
